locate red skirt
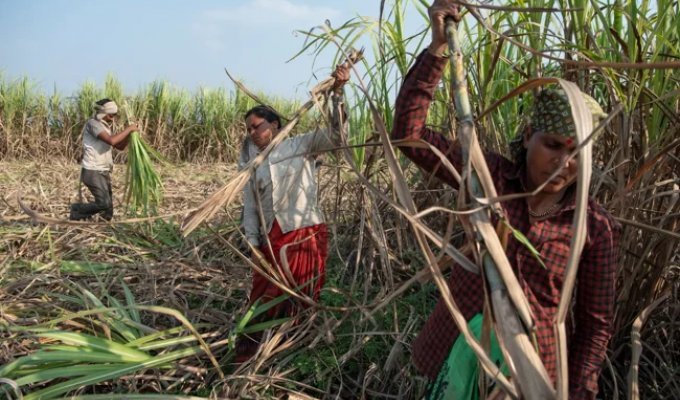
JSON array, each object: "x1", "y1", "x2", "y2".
[{"x1": 249, "y1": 219, "x2": 328, "y2": 318}]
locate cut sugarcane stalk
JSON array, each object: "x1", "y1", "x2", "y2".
[
  {"x1": 444, "y1": 16, "x2": 555, "y2": 399},
  {"x1": 124, "y1": 131, "x2": 166, "y2": 215}
]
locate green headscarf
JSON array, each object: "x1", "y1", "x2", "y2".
[
  {"x1": 510, "y1": 87, "x2": 607, "y2": 163},
  {"x1": 530, "y1": 88, "x2": 606, "y2": 137}
]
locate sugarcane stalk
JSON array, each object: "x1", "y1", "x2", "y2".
[
  {"x1": 445, "y1": 16, "x2": 555, "y2": 399},
  {"x1": 125, "y1": 131, "x2": 165, "y2": 214},
  {"x1": 362, "y1": 70, "x2": 519, "y2": 398},
  {"x1": 122, "y1": 103, "x2": 166, "y2": 215}
]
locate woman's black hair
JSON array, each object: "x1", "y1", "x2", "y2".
[
  {"x1": 95, "y1": 98, "x2": 113, "y2": 106},
  {"x1": 244, "y1": 105, "x2": 281, "y2": 129},
  {"x1": 509, "y1": 136, "x2": 527, "y2": 166},
  {"x1": 509, "y1": 119, "x2": 534, "y2": 167}
]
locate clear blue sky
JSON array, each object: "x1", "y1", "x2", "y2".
[{"x1": 0, "y1": 0, "x2": 425, "y2": 100}]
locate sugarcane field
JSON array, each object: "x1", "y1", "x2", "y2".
[{"x1": 1, "y1": 1, "x2": 678, "y2": 399}]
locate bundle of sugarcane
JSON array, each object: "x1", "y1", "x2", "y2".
[{"x1": 124, "y1": 131, "x2": 166, "y2": 214}]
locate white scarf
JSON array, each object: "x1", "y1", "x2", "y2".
[{"x1": 94, "y1": 101, "x2": 118, "y2": 121}]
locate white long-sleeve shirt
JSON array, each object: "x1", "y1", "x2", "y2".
[{"x1": 239, "y1": 103, "x2": 345, "y2": 246}]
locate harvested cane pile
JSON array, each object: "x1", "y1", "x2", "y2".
[{"x1": 124, "y1": 131, "x2": 166, "y2": 215}]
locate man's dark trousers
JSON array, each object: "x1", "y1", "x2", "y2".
[{"x1": 69, "y1": 168, "x2": 113, "y2": 221}]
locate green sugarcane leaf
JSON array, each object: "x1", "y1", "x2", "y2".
[
  {"x1": 242, "y1": 317, "x2": 291, "y2": 334},
  {"x1": 105, "y1": 295, "x2": 141, "y2": 341},
  {"x1": 39, "y1": 291, "x2": 84, "y2": 306},
  {"x1": 122, "y1": 281, "x2": 141, "y2": 325},
  {"x1": 106, "y1": 295, "x2": 132, "y2": 322},
  {"x1": 0, "y1": 350, "x2": 129, "y2": 378},
  {"x1": 59, "y1": 260, "x2": 113, "y2": 274},
  {"x1": 80, "y1": 289, "x2": 137, "y2": 342},
  {"x1": 14, "y1": 364, "x2": 124, "y2": 386},
  {"x1": 3, "y1": 358, "x2": 73, "y2": 375},
  {"x1": 235, "y1": 300, "x2": 260, "y2": 333},
  {"x1": 135, "y1": 335, "x2": 199, "y2": 351},
  {"x1": 125, "y1": 131, "x2": 165, "y2": 214},
  {"x1": 23, "y1": 345, "x2": 204, "y2": 400},
  {"x1": 235, "y1": 291, "x2": 292, "y2": 335},
  {"x1": 125, "y1": 326, "x2": 197, "y2": 348},
  {"x1": 502, "y1": 220, "x2": 547, "y2": 269},
  {"x1": 250, "y1": 291, "x2": 292, "y2": 320},
  {"x1": 36, "y1": 332, "x2": 151, "y2": 362}
]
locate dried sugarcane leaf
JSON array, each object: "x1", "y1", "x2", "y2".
[
  {"x1": 627, "y1": 291, "x2": 671, "y2": 400},
  {"x1": 552, "y1": 79, "x2": 594, "y2": 400},
  {"x1": 502, "y1": 220, "x2": 547, "y2": 269}
]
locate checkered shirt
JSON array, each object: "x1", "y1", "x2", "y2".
[{"x1": 392, "y1": 50, "x2": 621, "y2": 400}]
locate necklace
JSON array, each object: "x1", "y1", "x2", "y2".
[{"x1": 528, "y1": 201, "x2": 563, "y2": 218}]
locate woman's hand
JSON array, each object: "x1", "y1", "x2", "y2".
[
  {"x1": 427, "y1": 0, "x2": 462, "y2": 57},
  {"x1": 331, "y1": 62, "x2": 351, "y2": 94}
]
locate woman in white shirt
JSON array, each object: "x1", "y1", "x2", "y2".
[{"x1": 235, "y1": 63, "x2": 350, "y2": 362}]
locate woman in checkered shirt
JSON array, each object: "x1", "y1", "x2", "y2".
[{"x1": 391, "y1": 1, "x2": 621, "y2": 399}]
